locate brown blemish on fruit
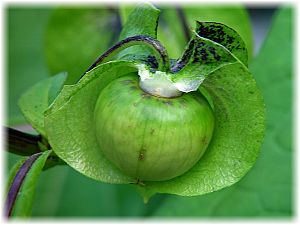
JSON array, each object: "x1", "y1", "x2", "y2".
[
  {"x1": 138, "y1": 149, "x2": 146, "y2": 160},
  {"x1": 163, "y1": 100, "x2": 173, "y2": 106},
  {"x1": 130, "y1": 86, "x2": 138, "y2": 90},
  {"x1": 121, "y1": 80, "x2": 133, "y2": 85},
  {"x1": 202, "y1": 137, "x2": 209, "y2": 146},
  {"x1": 141, "y1": 93, "x2": 151, "y2": 99},
  {"x1": 180, "y1": 98, "x2": 187, "y2": 107}
]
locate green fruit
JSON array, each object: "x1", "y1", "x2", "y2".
[{"x1": 94, "y1": 73, "x2": 214, "y2": 181}]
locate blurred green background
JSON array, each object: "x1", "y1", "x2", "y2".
[{"x1": 5, "y1": 4, "x2": 293, "y2": 217}]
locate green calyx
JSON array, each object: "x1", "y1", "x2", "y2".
[{"x1": 22, "y1": 3, "x2": 265, "y2": 200}]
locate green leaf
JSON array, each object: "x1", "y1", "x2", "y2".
[
  {"x1": 118, "y1": 4, "x2": 134, "y2": 25},
  {"x1": 118, "y1": 3, "x2": 159, "y2": 40},
  {"x1": 116, "y1": 3, "x2": 161, "y2": 63},
  {"x1": 152, "y1": 7, "x2": 293, "y2": 217},
  {"x1": 195, "y1": 21, "x2": 248, "y2": 66},
  {"x1": 48, "y1": 72, "x2": 68, "y2": 104},
  {"x1": 18, "y1": 72, "x2": 67, "y2": 137},
  {"x1": 6, "y1": 150, "x2": 51, "y2": 217},
  {"x1": 157, "y1": 5, "x2": 253, "y2": 60},
  {"x1": 170, "y1": 21, "x2": 248, "y2": 92},
  {"x1": 44, "y1": 61, "x2": 138, "y2": 184},
  {"x1": 183, "y1": 5, "x2": 253, "y2": 59},
  {"x1": 45, "y1": 7, "x2": 121, "y2": 84},
  {"x1": 7, "y1": 7, "x2": 51, "y2": 125}
]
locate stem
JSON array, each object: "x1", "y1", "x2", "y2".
[
  {"x1": 5, "y1": 127, "x2": 42, "y2": 156},
  {"x1": 175, "y1": 6, "x2": 191, "y2": 42},
  {"x1": 5, "y1": 152, "x2": 42, "y2": 217},
  {"x1": 5, "y1": 127, "x2": 66, "y2": 168},
  {"x1": 80, "y1": 35, "x2": 170, "y2": 80},
  {"x1": 107, "y1": 7, "x2": 122, "y2": 46},
  {"x1": 170, "y1": 6, "x2": 191, "y2": 73}
]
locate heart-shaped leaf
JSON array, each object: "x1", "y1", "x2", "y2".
[{"x1": 18, "y1": 72, "x2": 67, "y2": 137}]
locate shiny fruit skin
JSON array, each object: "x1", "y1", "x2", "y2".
[{"x1": 94, "y1": 74, "x2": 214, "y2": 181}]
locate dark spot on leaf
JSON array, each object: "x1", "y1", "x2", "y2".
[
  {"x1": 227, "y1": 35, "x2": 234, "y2": 44},
  {"x1": 171, "y1": 39, "x2": 196, "y2": 72},
  {"x1": 214, "y1": 54, "x2": 221, "y2": 61},
  {"x1": 146, "y1": 55, "x2": 158, "y2": 69}
]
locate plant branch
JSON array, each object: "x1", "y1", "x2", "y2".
[
  {"x1": 5, "y1": 127, "x2": 42, "y2": 156},
  {"x1": 175, "y1": 6, "x2": 191, "y2": 42},
  {"x1": 107, "y1": 6, "x2": 122, "y2": 46},
  {"x1": 5, "y1": 152, "x2": 42, "y2": 217},
  {"x1": 5, "y1": 126, "x2": 66, "y2": 168},
  {"x1": 80, "y1": 35, "x2": 170, "y2": 81}
]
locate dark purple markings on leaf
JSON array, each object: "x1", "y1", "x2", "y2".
[
  {"x1": 196, "y1": 22, "x2": 241, "y2": 51},
  {"x1": 171, "y1": 26, "x2": 237, "y2": 73},
  {"x1": 144, "y1": 55, "x2": 159, "y2": 69},
  {"x1": 5, "y1": 152, "x2": 43, "y2": 217},
  {"x1": 192, "y1": 38, "x2": 234, "y2": 66},
  {"x1": 171, "y1": 39, "x2": 195, "y2": 73},
  {"x1": 172, "y1": 29, "x2": 238, "y2": 76},
  {"x1": 195, "y1": 21, "x2": 248, "y2": 65}
]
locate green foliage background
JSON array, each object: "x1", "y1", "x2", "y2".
[{"x1": 6, "y1": 5, "x2": 293, "y2": 217}]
